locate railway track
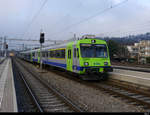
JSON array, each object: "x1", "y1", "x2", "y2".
[
  {"x1": 44, "y1": 65, "x2": 150, "y2": 111},
  {"x1": 17, "y1": 58, "x2": 150, "y2": 111},
  {"x1": 12, "y1": 58, "x2": 84, "y2": 112},
  {"x1": 91, "y1": 82, "x2": 150, "y2": 111},
  {"x1": 12, "y1": 59, "x2": 37, "y2": 112}
]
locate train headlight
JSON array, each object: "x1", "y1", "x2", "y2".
[
  {"x1": 104, "y1": 62, "x2": 108, "y2": 66},
  {"x1": 84, "y1": 62, "x2": 89, "y2": 66},
  {"x1": 91, "y1": 40, "x2": 96, "y2": 43}
]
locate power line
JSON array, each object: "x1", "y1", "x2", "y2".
[
  {"x1": 50, "y1": 0, "x2": 109, "y2": 31},
  {"x1": 49, "y1": 0, "x2": 128, "y2": 38},
  {"x1": 22, "y1": 0, "x2": 48, "y2": 39}
]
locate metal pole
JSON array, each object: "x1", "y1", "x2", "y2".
[
  {"x1": 0, "y1": 37, "x2": 2, "y2": 57},
  {"x1": 40, "y1": 43, "x2": 42, "y2": 70},
  {"x1": 4, "y1": 37, "x2": 6, "y2": 57}
]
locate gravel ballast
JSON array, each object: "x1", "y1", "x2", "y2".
[{"x1": 20, "y1": 59, "x2": 146, "y2": 112}]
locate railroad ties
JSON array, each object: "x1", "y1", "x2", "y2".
[{"x1": 12, "y1": 57, "x2": 83, "y2": 112}]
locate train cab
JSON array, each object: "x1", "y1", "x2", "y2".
[{"x1": 67, "y1": 37, "x2": 113, "y2": 80}]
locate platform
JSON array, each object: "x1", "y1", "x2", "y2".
[
  {"x1": 0, "y1": 58, "x2": 18, "y2": 112},
  {"x1": 110, "y1": 68, "x2": 150, "y2": 88}
]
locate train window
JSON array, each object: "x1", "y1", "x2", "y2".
[
  {"x1": 54, "y1": 50, "x2": 56, "y2": 58},
  {"x1": 49, "y1": 49, "x2": 66, "y2": 58},
  {"x1": 77, "y1": 48, "x2": 79, "y2": 58},
  {"x1": 50, "y1": 51, "x2": 52, "y2": 57},
  {"x1": 58, "y1": 50, "x2": 61, "y2": 58},
  {"x1": 68, "y1": 50, "x2": 69, "y2": 58},
  {"x1": 48, "y1": 51, "x2": 50, "y2": 58},
  {"x1": 46, "y1": 52, "x2": 48, "y2": 57},
  {"x1": 68, "y1": 49, "x2": 71, "y2": 59},
  {"x1": 55, "y1": 50, "x2": 59, "y2": 58},
  {"x1": 61, "y1": 49, "x2": 65, "y2": 58},
  {"x1": 74, "y1": 48, "x2": 76, "y2": 58},
  {"x1": 52, "y1": 51, "x2": 54, "y2": 58}
]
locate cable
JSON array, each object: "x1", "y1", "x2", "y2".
[
  {"x1": 50, "y1": 0, "x2": 109, "y2": 30},
  {"x1": 22, "y1": 0, "x2": 48, "y2": 39},
  {"x1": 49, "y1": 0, "x2": 128, "y2": 38}
]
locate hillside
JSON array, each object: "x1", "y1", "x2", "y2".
[{"x1": 101, "y1": 32, "x2": 150, "y2": 45}]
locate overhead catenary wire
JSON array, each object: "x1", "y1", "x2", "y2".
[
  {"x1": 22, "y1": 0, "x2": 48, "y2": 40},
  {"x1": 49, "y1": 0, "x2": 128, "y2": 38}
]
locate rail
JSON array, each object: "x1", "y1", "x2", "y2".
[
  {"x1": 14, "y1": 57, "x2": 84, "y2": 112},
  {"x1": 112, "y1": 65, "x2": 150, "y2": 73}
]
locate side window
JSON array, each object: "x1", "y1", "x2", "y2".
[
  {"x1": 62, "y1": 49, "x2": 65, "y2": 58},
  {"x1": 77, "y1": 48, "x2": 79, "y2": 58},
  {"x1": 56, "y1": 50, "x2": 60, "y2": 58},
  {"x1": 68, "y1": 49, "x2": 71, "y2": 59},
  {"x1": 50, "y1": 51, "x2": 52, "y2": 58},
  {"x1": 46, "y1": 52, "x2": 48, "y2": 57},
  {"x1": 48, "y1": 51, "x2": 50, "y2": 58},
  {"x1": 54, "y1": 50, "x2": 56, "y2": 58}
]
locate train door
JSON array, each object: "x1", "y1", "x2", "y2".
[
  {"x1": 67, "y1": 47, "x2": 73, "y2": 72},
  {"x1": 73, "y1": 45, "x2": 78, "y2": 73}
]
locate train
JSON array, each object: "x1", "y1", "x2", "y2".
[{"x1": 19, "y1": 37, "x2": 113, "y2": 80}]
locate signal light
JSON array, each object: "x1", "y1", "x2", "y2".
[
  {"x1": 6, "y1": 44, "x2": 8, "y2": 49},
  {"x1": 40, "y1": 32, "x2": 45, "y2": 44}
]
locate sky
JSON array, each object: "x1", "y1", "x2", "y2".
[{"x1": 0, "y1": 0, "x2": 150, "y2": 49}]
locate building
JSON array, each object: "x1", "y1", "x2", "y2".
[{"x1": 127, "y1": 40, "x2": 150, "y2": 64}]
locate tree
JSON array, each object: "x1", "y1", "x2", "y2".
[
  {"x1": 107, "y1": 40, "x2": 120, "y2": 59},
  {"x1": 107, "y1": 40, "x2": 129, "y2": 59},
  {"x1": 146, "y1": 57, "x2": 150, "y2": 64}
]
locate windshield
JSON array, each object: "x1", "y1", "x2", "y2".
[{"x1": 80, "y1": 44, "x2": 108, "y2": 58}]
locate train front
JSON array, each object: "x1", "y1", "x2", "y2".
[{"x1": 78, "y1": 38, "x2": 113, "y2": 80}]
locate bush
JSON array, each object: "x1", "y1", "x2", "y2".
[{"x1": 146, "y1": 57, "x2": 150, "y2": 63}]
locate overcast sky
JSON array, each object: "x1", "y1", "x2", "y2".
[{"x1": 0, "y1": 0, "x2": 150, "y2": 43}]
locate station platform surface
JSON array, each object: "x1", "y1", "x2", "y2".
[
  {"x1": 110, "y1": 68, "x2": 150, "y2": 88},
  {"x1": 0, "y1": 58, "x2": 18, "y2": 112}
]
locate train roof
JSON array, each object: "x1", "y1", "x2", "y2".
[
  {"x1": 20, "y1": 42, "x2": 69, "y2": 54},
  {"x1": 20, "y1": 38, "x2": 106, "y2": 54}
]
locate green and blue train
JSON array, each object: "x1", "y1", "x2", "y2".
[{"x1": 19, "y1": 37, "x2": 113, "y2": 80}]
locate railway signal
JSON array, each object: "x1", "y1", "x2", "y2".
[
  {"x1": 40, "y1": 32, "x2": 45, "y2": 44},
  {"x1": 6, "y1": 44, "x2": 8, "y2": 49},
  {"x1": 40, "y1": 32, "x2": 45, "y2": 70}
]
